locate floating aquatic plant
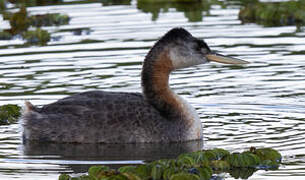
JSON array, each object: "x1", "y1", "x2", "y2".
[
  {"x1": 228, "y1": 168, "x2": 256, "y2": 180},
  {"x1": 23, "y1": 28, "x2": 51, "y2": 45},
  {"x1": 210, "y1": 160, "x2": 230, "y2": 171},
  {"x1": 30, "y1": 13, "x2": 70, "y2": 27},
  {"x1": 59, "y1": 147, "x2": 282, "y2": 180},
  {"x1": 252, "y1": 147, "x2": 282, "y2": 169},
  {"x1": 9, "y1": 6, "x2": 30, "y2": 34},
  {"x1": 0, "y1": 3, "x2": 70, "y2": 45},
  {"x1": 137, "y1": 0, "x2": 212, "y2": 22},
  {"x1": 0, "y1": 104, "x2": 21, "y2": 125},
  {"x1": 225, "y1": 152, "x2": 257, "y2": 168},
  {"x1": 170, "y1": 172, "x2": 200, "y2": 180},
  {"x1": 239, "y1": 0, "x2": 305, "y2": 26}
]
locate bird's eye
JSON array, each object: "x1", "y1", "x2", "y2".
[
  {"x1": 195, "y1": 44, "x2": 201, "y2": 52},
  {"x1": 196, "y1": 39, "x2": 211, "y2": 53}
]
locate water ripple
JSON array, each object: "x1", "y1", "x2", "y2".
[{"x1": 0, "y1": 1, "x2": 304, "y2": 180}]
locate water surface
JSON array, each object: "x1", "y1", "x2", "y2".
[{"x1": 0, "y1": 0, "x2": 305, "y2": 179}]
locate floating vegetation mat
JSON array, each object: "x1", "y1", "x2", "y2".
[
  {"x1": 137, "y1": 0, "x2": 212, "y2": 22},
  {"x1": 59, "y1": 147, "x2": 282, "y2": 180},
  {"x1": 239, "y1": 0, "x2": 305, "y2": 27},
  {"x1": 0, "y1": 1, "x2": 70, "y2": 45}
]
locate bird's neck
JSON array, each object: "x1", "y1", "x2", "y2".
[
  {"x1": 141, "y1": 50, "x2": 184, "y2": 119},
  {"x1": 141, "y1": 49, "x2": 203, "y2": 140}
]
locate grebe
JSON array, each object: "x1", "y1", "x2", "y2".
[{"x1": 22, "y1": 28, "x2": 248, "y2": 143}]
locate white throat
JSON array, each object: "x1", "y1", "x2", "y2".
[{"x1": 169, "y1": 46, "x2": 203, "y2": 69}]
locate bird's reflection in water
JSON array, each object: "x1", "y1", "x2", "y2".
[{"x1": 23, "y1": 140, "x2": 203, "y2": 172}]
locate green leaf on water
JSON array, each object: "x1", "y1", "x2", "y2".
[
  {"x1": 151, "y1": 165, "x2": 163, "y2": 180},
  {"x1": 88, "y1": 165, "x2": 111, "y2": 178},
  {"x1": 118, "y1": 166, "x2": 137, "y2": 173},
  {"x1": 210, "y1": 160, "x2": 230, "y2": 170},
  {"x1": 254, "y1": 148, "x2": 282, "y2": 163},
  {"x1": 170, "y1": 172, "x2": 200, "y2": 180},
  {"x1": 0, "y1": 104, "x2": 21, "y2": 125},
  {"x1": 58, "y1": 174, "x2": 71, "y2": 180}
]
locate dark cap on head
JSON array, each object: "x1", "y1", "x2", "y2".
[{"x1": 159, "y1": 28, "x2": 194, "y2": 43}]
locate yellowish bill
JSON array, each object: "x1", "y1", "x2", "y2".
[{"x1": 206, "y1": 53, "x2": 249, "y2": 64}]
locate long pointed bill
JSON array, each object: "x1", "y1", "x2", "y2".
[{"x1": 206, "y1": 53, "x2": 249, "y2": 64}]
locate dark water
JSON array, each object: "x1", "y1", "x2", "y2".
[{"x1": 0, "y1": 0, "x2": 305, "y2": 179}]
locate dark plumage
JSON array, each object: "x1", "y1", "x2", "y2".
[
  {"x1": 22, "y1": 27, "x2": 246, "y2": 143},
  {"x1": 23, "y1": 91, "x2": 189, "y2": 143}
]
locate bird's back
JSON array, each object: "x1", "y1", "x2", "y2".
[{"x1": 22, "y1": 91, "x2": 186, "y2": 143}]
